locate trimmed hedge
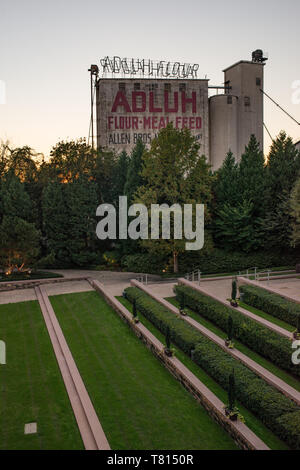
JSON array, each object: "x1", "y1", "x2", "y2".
[
  {"x1": 121, "y1": 253, "x2": 168, "y2": 274},
  {"x1": 239, "y1": 284, "x2": 300, "y2": 328},
  {"x1": 125, "y1": 287, "x2": 200, "y2": 355},
  {"x1": 125, "y1": 286, "x2": 300, "y2": 449},
  {"x1": 174, "y1": 284, "x2": 299, "y2": 377},
  {"x1": 178, "y1": 248, "x2": 296, "y2": 275},
  {"x1": 121, "y1": 249, "x2": 296, "y2": 275}
]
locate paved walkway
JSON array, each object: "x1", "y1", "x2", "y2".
[
  {"x1": 35, "y1": 285, "x2": 110, "y2": 450},
  {"x1": 0, "y1": 288, "x2": 37, "y2": 304},
  {"x1": 133, "y1": 280, "x2": 300, "y2": 406}
]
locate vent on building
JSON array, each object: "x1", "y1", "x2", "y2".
[
  {"x1": 134, "y1": 83, "x2": 141, "y2": 91},
  {"x1": 244, "y1": 96, "x2": 251, "y2": 107},
  {"x1": 119, "y1": 83, "x2": 126, "y2": 91},
  {"x1": 256, "y1": 77, "x2": 261, "y2": 86},
  {"x1": 164, "y1": 83, "x2": 171, "y2": 92},
  {"x1": 227, "y1": 96, "x2": 233, "y2": 104},
  {"x1": 179, "y1": 83, "x2": 186, "y2": 92}
]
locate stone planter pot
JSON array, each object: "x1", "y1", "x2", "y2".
[
  {"x1": 225, "y1": 408, "x2": 238, "y2": 421},
  {"x1": 164, "y1": 348, "x2": 173, "y2": 357}
]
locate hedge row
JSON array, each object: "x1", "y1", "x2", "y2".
[
  {"x1": 174, "y1": 285, "x2": 299, "y2": 377},
  {"x1": 239, "y1": 284, "x2": 300, "y2": 328},
  {"x1": 121, "y1": 249, "x2": 296, "y2": 275},
  {"x1": 124, "y1": 286, "x2": 300, "y2": 449},
  {"x1": 178, "y1": 248, "x2": 296, "y2": 275}
]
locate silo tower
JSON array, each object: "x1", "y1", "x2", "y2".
[{"x1": 209, "y1": 50, "x2": 267, "y2": 170}]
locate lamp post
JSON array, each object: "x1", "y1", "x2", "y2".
[{"x1": 88, "y1": 64, "x2": 99, "y2": 150}]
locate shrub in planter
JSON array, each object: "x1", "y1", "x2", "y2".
[
  {"x1": 293, "y1": 316, "x2": 300, "y2": 340},
  {"x1": 225, "y1": 316, "x2": 234, "y2": 349},
  {"x1": 230, "y1": 280, "x2": 238, "y2": 307},
  {"x1": 224, "y1": 370, "x2": 243, "y2": 421},
  {"x1": 228, "y1": 369, "x2": 235, "y2": 410},
  {"x1": 174, "y1": 284, "x2": 300, "y2": 377},
  {"x1": 132, "y1": 299, "x2": 139, "y2": 324},
  {"x1": 164, "y1": 326, "x2": 174, "y2": 356}
]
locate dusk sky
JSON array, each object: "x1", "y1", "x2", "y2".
[{"x1": 1, "y1": 0, "x2": 300, "y2": 158}]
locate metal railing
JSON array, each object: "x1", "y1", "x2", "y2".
[
  {"x1": 136, "y1": 274, "x2": 148, "y2": 285},
  {"x1": 238, "y1": 267, "x2": 258, "y2": 279},
  {"x1": 238, "y1": 267, "x2": 273, "y2": 283},
  {"x1": 185, "y1": 269, "x2": 201, "y2": 285}
]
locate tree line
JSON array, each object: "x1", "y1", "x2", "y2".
[{"x1": 0, "y1": 125, "x2": 300, "y2": 274}]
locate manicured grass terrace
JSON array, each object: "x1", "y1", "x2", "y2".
[
  {"x1": 0, "y1": 301, "x2": 83, "y2": 450},
  {"x1": 50, "y1": 291, "x2": 237, "y2": 450},
  {"x1": 117, "y1": 296, "x2": 289, "y2": 450}
]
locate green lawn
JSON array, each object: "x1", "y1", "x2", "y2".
[
  {"x1": 50, "y1": 291, "x2": 237, "y2": 450},
  {"x1": 0, "y1": 301, "x2": 83, "y2": 450},
  {"x1": 117, "y1": 297, "x2": 289, "y2": 450},
  {"x1": 167, "y1": 297, "x2": 300, "y2": 392}
]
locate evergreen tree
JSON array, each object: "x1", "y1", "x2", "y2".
[
  {"x1": 124, "y1": 139, "x2": 145, "y2": 204},
  {"x1": 265, "y1": 132, "x2": 300, "y2": 212},
  {"x1": 0, "y1": 172, "x2": 34, "y2": 223},
  {"x1": 165, "y1": 326, "x2": 171, "y2": 350},
  {"x1": 214, "y1": 200, "x2": 262, "y2": 252},
  {"x1": 0, "y1": 216, "x2": 40, "y2": 273},
  {"x1": 227, "y1": 316, "x2": 233, "y2": 341},
  {"x1": 114, "y1": 151, "x2": 129, "y2": 197},
  {"x1": 260, "y1": 192, "x2": 293, "y2": 249},
  {"x1": 238, "y1": 134, "x2": 266, "y2": 214},
  {"x1": 95, "y1": 148, "x2": 118, "y2": 204},
  {"x1": 231, "y1": 281, "x2": 237, "y2": 301},
  {"x1": 65, "y1": 176, "x2": 99, "y2": 266},
  {"x1": 290, "y1": 177, "x2": 300, "y2": 248},
  {"x1": 42, "y1": 181, "x2": 71, "y2": 265},
  {"x1": 263, "y1": 132, "x2": 300, "y2": 250},
  {"x1": 214, "y1": 151, "x2": 240, "y2": 208},
  {"x1": 228, "y1": 369, "x2": 235, "y2": 412},
  {"x1": 42, "y1": 177, "x2": 100, "y2": 266}
]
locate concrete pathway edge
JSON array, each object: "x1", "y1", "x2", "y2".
[
  {"x1": 88, "y1": 278, "x2": 269, "y2": 450},
  {"x1": 131, "y1": 280, "x2": 300, "y2": 407},
  {"x1": 35, "y1": 286, "x2": 110, "y2": 450}
]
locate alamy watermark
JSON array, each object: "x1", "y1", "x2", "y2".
[
  {"x1": 292, "y1": 340, "x2": 300, "y2": 365},
  {"x1": 0, "y1": 80, "x2": 6, "y2": 104},
  {"x1": 0, "y1": 340, "x2": 6, "y2": 365},
  {"x1": 291, "y1": 80, "x2": 300, "y2": 105},
  {"x1": 96, "y1": 196, "x2": 204, "y2": 251}
]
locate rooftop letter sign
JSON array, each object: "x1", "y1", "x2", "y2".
[{"x1": 100, "y1": 57, "x2": 199, "y2": 79}]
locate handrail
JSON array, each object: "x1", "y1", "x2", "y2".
[
  {"x1": 185, "y1": 269, "x2": 201, "y2": 284},
  {"x1": 136, "y1": 274, "x2": 148, "y2": 285}
]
